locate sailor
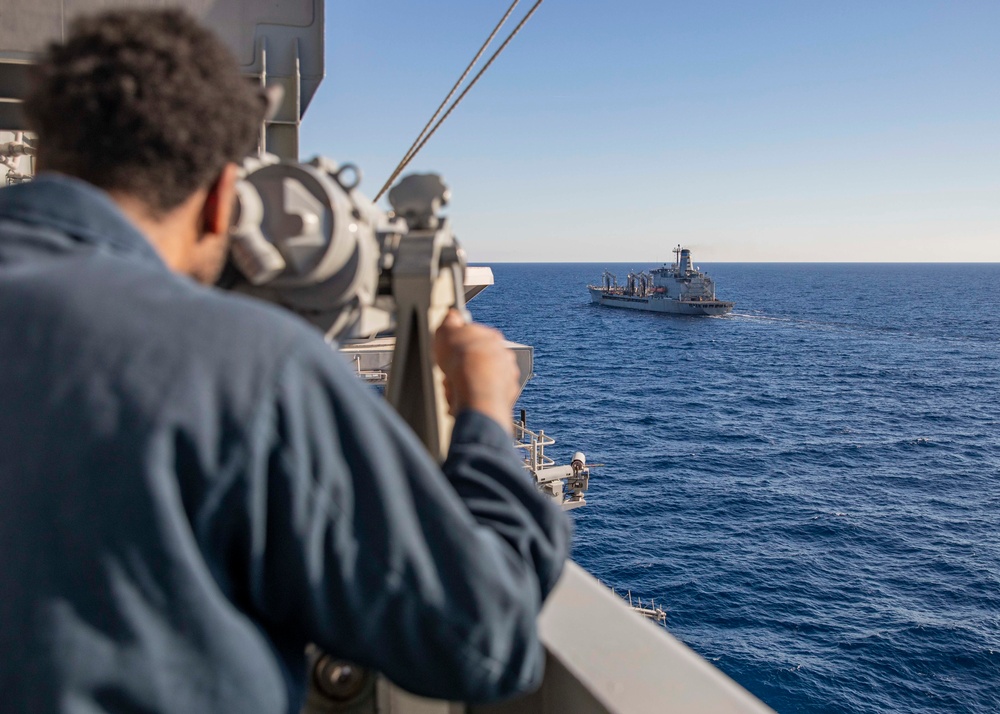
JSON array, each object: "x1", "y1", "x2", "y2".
[{"x1": 0, "y1": 9, "x2": 569, "y2": 712}]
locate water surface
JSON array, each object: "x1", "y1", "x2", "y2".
[{"x1": 471, "y1": 263, "x2": 1000, "y2": 714}]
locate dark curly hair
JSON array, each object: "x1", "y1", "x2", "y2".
[{"x1": 24, "y1": 9, "x2": 265, "y2": 214}]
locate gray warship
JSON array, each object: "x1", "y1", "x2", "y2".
[{"x1": 590, "y1": 245, "x2": 734, "y2": 316}]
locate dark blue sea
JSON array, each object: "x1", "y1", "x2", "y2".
[{"x1": 469, "y1": 263, "x2": 1000, "y2": 714}]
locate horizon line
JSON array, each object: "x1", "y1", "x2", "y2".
[{"x1": 471, "y1": 260, "x2": 1000, "y2": 265}]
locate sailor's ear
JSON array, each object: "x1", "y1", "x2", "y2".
[{"x1": 200, "y1": 163, "x2": 240, "y2": 239}]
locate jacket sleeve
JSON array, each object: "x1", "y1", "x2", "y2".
[{"x1": 236, "y1": 333, "x2": 571, "y2": 702}]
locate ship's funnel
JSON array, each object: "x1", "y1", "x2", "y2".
[{"x1": 679, "y1": 248, "x2": 693, "y2": 275}]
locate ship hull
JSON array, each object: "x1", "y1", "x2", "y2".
[{"x1": 588, "y1": 288, "x2": 733, "y2": 316}]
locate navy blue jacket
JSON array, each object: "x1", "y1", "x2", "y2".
[{"x1": 0, "y1": 174, "x2": 570, "y2": 713}]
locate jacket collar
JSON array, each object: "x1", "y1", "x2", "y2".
[{"x1": 0, "y1": 173, "x2": 166, "y2": 269}]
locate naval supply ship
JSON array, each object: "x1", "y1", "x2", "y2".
[{"x1": 589, "y1": 245, "x2": 734, "y2": 316}]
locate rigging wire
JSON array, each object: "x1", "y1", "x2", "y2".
[
  {"x1": 373, "y1": 0, "x2": 521, "y2": 203},
  {"x1": 374, "y1": 0, "x2": 545, "y2": 203}
]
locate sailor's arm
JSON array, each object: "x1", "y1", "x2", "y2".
[
  {"x1": 234, "y1": 320, "x2": 570, "y2": 702},
  {"x1": 435, "y1": 312, "x2": 569, "y2": 601}
]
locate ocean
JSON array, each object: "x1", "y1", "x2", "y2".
[{"x1": 468, "y1": 263, "x2": 1000, "y2": 714}]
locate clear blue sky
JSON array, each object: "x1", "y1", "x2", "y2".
[{"x1": 301, "y1": 1, "x2": 1000, "y2": 263}]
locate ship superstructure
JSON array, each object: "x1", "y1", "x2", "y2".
[{"x1": 589, "y1": 245, "x2": 734, "y2": 316}]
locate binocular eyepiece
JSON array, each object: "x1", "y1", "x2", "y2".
[{"x1": 221, "y1": 156, "x2": 458, "y2": 342}]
